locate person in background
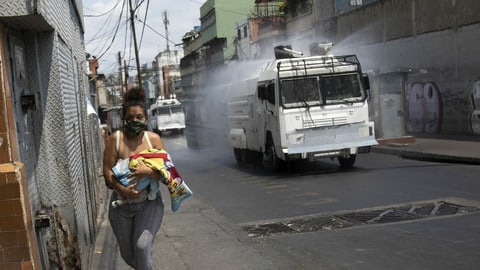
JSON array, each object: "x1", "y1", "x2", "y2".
[{"x1": 103, "y1": 86, "x2": 165, "y2": 270}]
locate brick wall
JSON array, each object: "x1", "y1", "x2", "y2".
[{"x1": 0, "y1": 163, "x2": 39, "y2": 270}]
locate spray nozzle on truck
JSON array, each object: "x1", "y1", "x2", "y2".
[{"x1": 274, "y1": 45, "x2": 304, "y2": 59}]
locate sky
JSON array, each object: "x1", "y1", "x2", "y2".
[{"x1": 82, "y1": 0, "x2": 206, "y2": 75}]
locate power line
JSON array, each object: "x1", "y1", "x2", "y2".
[
  {"x1": 98, "y1": 60, "x2": 119, "y2": 74},
  {"x1": 84, "y1": 0, "x2": 122, "y2": 17},
  {"x1": 92, "y1": 0, "x2": 127, "y2": 60},
  {"x1": 135, "y1": 17, "x2": 185, "y2": 51},
  {"x1": 125, "y1": 1, "x2": 132, "y2": 75},
  {"x1": 138, "y1": 0, "x2": 150, "y2": 50},
  {"x1": 86, "y1": 0, "x2": 213, "y2": 72},
  {"x1": 136, "y1": 0, "x2": 147, "y2": 10},
  {"x1": 84, "y1": 4, "x2": 122, "y2": 46},
  {"x1": 123, "y1": 4, "x2": 129, "y2": 60}
]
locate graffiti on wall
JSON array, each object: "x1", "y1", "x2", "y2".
[
  {"x1": 407, "y1": 82, "x2": 442, "y2": 133},
  {"x1": 406, "y1": 81, "x2": 480, "y2": 135},
  {"x1": 471, "y1": 81, "x2": 480, "y2": 135}
]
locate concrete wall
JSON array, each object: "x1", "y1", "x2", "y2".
[{"x1": 328, "y1": 0, "x2": 480, "y2": 135}]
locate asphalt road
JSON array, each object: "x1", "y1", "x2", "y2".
[{"x1": 162, "y1": 134, "x2": 480, "y2": 270}]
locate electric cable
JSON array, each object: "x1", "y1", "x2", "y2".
[
  {"x1": 137, "y1": 0, "x2": 150, "y2": 50},
  {"x1": 84, "y1": 0, "x2": 122, "y2": 17},
  {"x1": 122, "y1": 4, "x2": 129, "y2": 60},
  {"x1": 84, "y1": 5, "x2": 118, "y2": 45},
  {"x1": 126, "y1": 2, "x2": 133, "y2": 74},
  {"x1": 84, "y1": 0, "x2": 126, "y2": 49},
  {"x1": 135, "y1": 17, "x2": 194, "y2": 54},
  {"x1": 92, "y1": 0, "x2": 127, "y2": 60}
]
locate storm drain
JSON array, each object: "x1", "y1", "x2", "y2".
[{"x1": 242, "y1": 200, "x2": 480, "y2": 237}]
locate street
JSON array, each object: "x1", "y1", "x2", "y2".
[{"x1": 158, "y1": 133, "x2": 480, "y2": 270}]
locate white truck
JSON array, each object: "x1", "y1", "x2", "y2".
[
  {"x1": 148, "y1": 97, "x2": 186, "y2": 135},
  {"x1": 226, "y1": 49, "x2": 377, "y2": 170}
]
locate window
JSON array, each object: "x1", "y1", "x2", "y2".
[
  {"x1": 350, "y1": 0, "x2": 363, "y2": 6},
  {"x1": 237, "y1": 29, "x2": 241, "y2": 40},
  {"x1": 243, "y1": 26, "x2": 248, "y2": 38},
  {"x1": 266, "y1": 83, "x2": 275, "y2": 104},
  {"x1": 320, "y1": 74, "x2": 363, "y2": 103},
  {"x1": 171, "y1": 105, "x2": 183, "y2": 114},
  {"x1": 280, "y1": 74, "x2": 364, "y2": 108},
  {"x1": 280, "y1": 77, "x2": 321, "y2": 108},
  {"x1": 156, "y1": 107, "x2": 170, "y2": 115},
  {"x1": 257, "y1": 82, "x2": 276, "y2": 105}
]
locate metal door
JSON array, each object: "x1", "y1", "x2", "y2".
[{"x1": 7, "y1": 34, "x2": 38, "y2": 176}]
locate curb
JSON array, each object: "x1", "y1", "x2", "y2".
[{"x1": 371, "y1": 147, "x2": 480, "y2": 165}]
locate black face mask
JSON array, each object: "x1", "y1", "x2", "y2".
[{"x1": 123, "y1": 120, "x2": 146, "y2": 136}]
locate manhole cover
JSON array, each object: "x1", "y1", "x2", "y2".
[
  {"x1": 286, "y1": 216, "x2": 354, "y2": 232},
  {"x1": 243, "y1": 223, "x2": 295, "y2": 237},
  {"x1": 339, "y1": 209, "x2": 421, "y2": 224},
  {"x1": 242, "y1": 200, "x2": 480, "y2": 237}
]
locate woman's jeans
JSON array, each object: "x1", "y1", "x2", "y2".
[{"x1": 108, "y1": 191, "x2": 164, "y2": 270}]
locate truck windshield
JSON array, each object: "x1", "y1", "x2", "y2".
[
  {"x1": 280, "y1": 73, "x2": 363, "y2": 108},
  {"x1": 155, "y1": 105, "x2": 183, "y2": 116},
  {"x1": 171, "y1": 105, "x2": 183, "y2": 114},
  {"x1": 157, "y1": 107, "x2": 170, "y2": 115},
  {"x1": 320, "y1": 74, "x2": 363, "y2": 104},
  {"x1": 281, "y1": 77, "x2": 322, "y2": 108}
]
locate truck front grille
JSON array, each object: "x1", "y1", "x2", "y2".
[{"x1": 303, "y1": 116, "x2": 348, "y2": 128}]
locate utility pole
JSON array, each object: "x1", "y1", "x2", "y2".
[
  {"x1": 162, "y1": 10, "x2": 171, "y2": 97},
  {"x1": 124, "y1": 59, "x2": 129, "y2": 92},
  {"x1": 117, "y1": 51, "x2": 124, "y2": 100},
  {"x1": 163, "y1": 10, "x2": 170, "y2": 53},
  {"x1": 129, "y1": 0, "x2": 142, "y2": 87}
]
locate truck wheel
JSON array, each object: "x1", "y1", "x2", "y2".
[
  {"x1": 338, "y1": 154, "x2": 357, "y2": 168},
  {"x1": 249, "y1": 150, "x2": 263, "y2": 166},
  {"x1": 263, "y1": 144, "x2": 283, "y2": 172},
  {"x1": 234, "y1": 148, "x2": 247, "y2": 164}
]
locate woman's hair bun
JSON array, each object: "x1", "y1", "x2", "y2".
[{"x1": 124, "y1": 86, "x2": 146, "y2": 103}]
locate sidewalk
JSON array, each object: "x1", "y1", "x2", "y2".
[
  {"x1": 90, "y1": 187, "x2": 278, "y2": 270},
  {"x1": 90, "y1": 135, "x2": 480, "y2": 269},
  {"x1": 372, "y1": 134, "x2": 480, "y2": 165}
]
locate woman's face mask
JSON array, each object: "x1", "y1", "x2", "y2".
[
  {"x1": 123, "y1": 119, "x2": 146, "y2": 136},
  {"x1": 124, "y1": 106, "x2": 147, "y2": 136}
]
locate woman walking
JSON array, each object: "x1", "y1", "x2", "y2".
[{"x1": 103, "y1": 87, "x2": 165, "y2": 269}]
